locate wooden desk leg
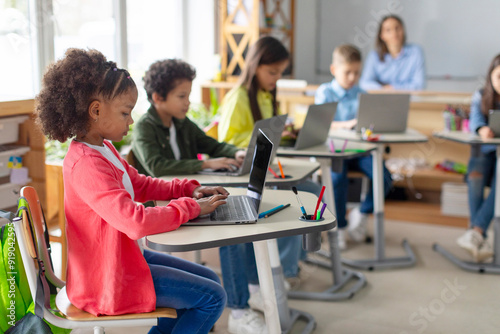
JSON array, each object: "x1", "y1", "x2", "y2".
[
  {"x1": 253, "y1": 239, "x2": 281, "y2": 334},
  {"x1": 201, "y1": 87, "x2": 210, "y2": 109}
]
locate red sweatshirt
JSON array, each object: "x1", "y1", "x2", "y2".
[{"x1": 63, "y1": 140, "x2": 201, "y2": 315}]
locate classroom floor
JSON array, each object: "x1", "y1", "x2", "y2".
[{"x1": 57, "y1": 216, "x2": 500, "y2": 334}]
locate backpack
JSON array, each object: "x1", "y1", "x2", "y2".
[{"x1": 0, "y1": 208, "x2": 70, "y2": 334}]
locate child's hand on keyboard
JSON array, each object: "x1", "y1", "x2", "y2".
[
  {"x1": 201, "y1": 157, "x2": 241, "y2": 171},
  {"x1": 196, "y1": 194, "x2": 228, "y2": 216},
  {"x1": 193, "y1": 186, "x2": 229, "y2": 199}
]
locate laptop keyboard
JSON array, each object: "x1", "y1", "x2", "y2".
[{"x1": 210, "y1": 196, "x2": 253, "y2": 221}]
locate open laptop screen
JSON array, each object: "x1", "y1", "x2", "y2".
[
  {"x1": 247, "y1": 130, "x2": 273, "y2": 212},
  {"x1": 355, "y1": 93, "x2": 410, "y2": 133}
]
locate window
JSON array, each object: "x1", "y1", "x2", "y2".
[
  {"x1": 0, "y1": 0, "x2": 36, "y2": 99},
  {"x1": 126, "y1": 0, "x2": 184, "y2": 114},
  {"x1": 53, "y1": 0, "x2": 116, "y2": 61}
]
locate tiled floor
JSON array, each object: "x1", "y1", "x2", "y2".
[{"x1": 54, "y1": 217, "x2": 500, "y2": 334}]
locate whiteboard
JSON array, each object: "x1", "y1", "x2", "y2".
[{"x1": 317, "y1": 0, "x2": 500, "y2": 78}]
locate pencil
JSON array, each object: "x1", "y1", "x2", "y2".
[
  {"x1": 268, "y1": 166, "x2": 279, "y2": 178},
  {"x1": 277, "y1": 159, "x2": 285, "y2": 178},
  {"x1": 258, "y1": 204, "x2": 284, "y2": 219},
  {"x1": 264, "y1": 203, "x2": 291, "y2": 218}
]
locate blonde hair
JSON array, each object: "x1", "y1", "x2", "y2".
[{"x1": 332, "y1": 44, "x2": 362, "y2": 65}]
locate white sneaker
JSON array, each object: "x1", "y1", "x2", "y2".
[
  {"x1": 228, "y1": 309, "x2": 268, "y2": 334},
  {"x1": 477, "y1": 241, "x2": 494, "y2": 262},
  {"x1": 457, "y1": 229, "x2": 484, "y2": 260},
  {"x1": 348, "y1": 207, "x2": 368, "y2": 242},
  {"x1": 248, "y1": 291, "x2": 265, "y2": 313},
  {"x1": 337, "y1": 228, "x2": 347, "y2": 251},
  {"x1": 284, "y1": 276, "x2": 302, "y2": 291}
]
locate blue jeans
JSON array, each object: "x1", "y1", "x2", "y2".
[
  {"x1": 220, "y1": 179, "x2": 322, "y2": 308},
  {"x1": 145, "y1": 249, "x2": 226, "y2": 334},
  {"x1": 331, "y1": 155, "x2": 393, "y2": 229},
  {"x1": 219, "y1": 243, "x2": 259, "y2": 309},
  {"x1": 467, "y1": 151, "x2": 496, "y2": 235}
]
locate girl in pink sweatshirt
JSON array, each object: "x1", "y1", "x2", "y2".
[{"x1": 35, "y1": 48, "x2": 227, "y2": 333}]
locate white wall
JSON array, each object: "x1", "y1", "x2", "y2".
[
  {"x1": 294, "y1": 0, "x2": 317, "y2": 84},
  {"x1": 293, "y1": 0, "x2": 493, "y2": 92}
]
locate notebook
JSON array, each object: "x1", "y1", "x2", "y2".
[
  {"x1": 489, "y1": 110, "x2": 500, "y2": 137},
  {"x1": 184, "y1": 129, "x2": 273, "y2": 225},
  {"x1": 198, "y1": 114, "x2": 286, "y2": 176},
  {"x1": 355, "y1": 93, "x2": 410, "y2": 133},
  {"x1": 281, "y1": 102, "x2": 337, "y2": 150}
]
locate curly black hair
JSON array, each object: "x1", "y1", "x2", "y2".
[
  {"x1": 35, "y1": 48, "x2": 136, "y2": 142},
  {"x1": 143, "y1": 59, "x2": 196, "y2": 103}
]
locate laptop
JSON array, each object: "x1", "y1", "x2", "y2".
[
  {"x1": 489, "y1": 110, "x2": 500, "y2": 137},
  {"x1": 198, "y1": 114, "x2": 286, "y2": 176},
  {"x1": 355, "y1": 93, "x2": 410, "y2": 133},
  {"x1": 184, "y1": 129, "x2": 273, "y2": 225},
  {"x1": 281, "y1": 102, "x2": 337, "y2": 150}
]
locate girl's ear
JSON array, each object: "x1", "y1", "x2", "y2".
[{"x1": 88, "y1": 100, "x2": 100, "y2": 122}]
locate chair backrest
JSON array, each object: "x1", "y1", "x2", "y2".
[
  {"x1": 13, "y1": 208, "x2": 41, "y2": 312},
  {"x1": 126, "y1": 150, "x2": 136, "y2": 168},
  {"x1": 20, "y1": 186, "x2": 65, "y2": 288}
]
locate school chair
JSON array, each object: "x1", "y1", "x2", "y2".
[
  {"x1": 126, "y1": 149, "x2": 137, "y2": 167},
  {"x1": 45, "y1": 162, "x2": 68, "y2": 280},
  {"x1": 15, "y1": 186, "x2": 176, "y2": 334}
]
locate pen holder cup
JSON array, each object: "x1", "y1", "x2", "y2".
[
  {"x1": 299, "y1": 215, "x2": 325, "y2": 222},
  {"x1": 303, "y1": 232, "x2": 322, "y2": 252},
  {"x1": 273, "y1": 174, "x2": 292, "y2": 179},
  {"x1": 300, "y1": 215, "x2": 324, "y2": 252}
]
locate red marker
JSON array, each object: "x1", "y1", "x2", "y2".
[
  {"x1": 313, "y1": 186, "x2": 326, "y2": 220},
  {"x1": 268, "y1": 166, "x2": 279, "y2": 178}
]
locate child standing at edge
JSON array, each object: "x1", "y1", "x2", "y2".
[
  {"x1": 315, "y1": 44, "x2": 393, "y2": 250},
  {"x1": 132, "y1": 59, "x2": 246, "y2": 176},
  {"x1": 35, "y1": 48, "x2": 228, "y2": 333},
  {"x1": 218, "y1": 36, "x2": 319, "y2": 334},
  {"x1": 457, "y1": 54, "x2": 500, "y2": 262}
]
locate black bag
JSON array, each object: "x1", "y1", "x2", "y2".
[{"x1": 5, "y1": 312, "x2": 53, "y2": 334}]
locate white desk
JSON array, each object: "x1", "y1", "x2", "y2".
[
  {"x1": 330, "y1": 128, "x2": 428, "y2": 270},
  {"x1": 146, "y1": 189, "x2": 336, "y2": 334},
  {"x1": 277, "y1": 140, "x2": 376, "y2": 300},
  {"x1": 433, "y1": 131, "x2": 500, "y2": 274},
  {"x1": 158, "y1": 159, "x2": 322, "y2": 332},
  {"x1": 160, "y1": 157, "x2": 319, "y2": 187}
]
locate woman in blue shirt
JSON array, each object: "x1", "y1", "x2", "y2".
[
  {"x1": 360, "y1": 15, "x2": 426, "y2": 91},
  {"x1": 457, "y1": 54, "x2": 500, "y2": 262}
]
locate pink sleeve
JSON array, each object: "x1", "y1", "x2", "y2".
[
  {"x1": 108, "y1": 142, "x2": 201, "y2": 202},
  {"x1": 70, "y1": 154, "x2": 201, "y2": 240}
]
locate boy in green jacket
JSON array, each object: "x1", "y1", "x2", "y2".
[{"x1": 132, "y1": 59, "x2": 245, "y2": 176}]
